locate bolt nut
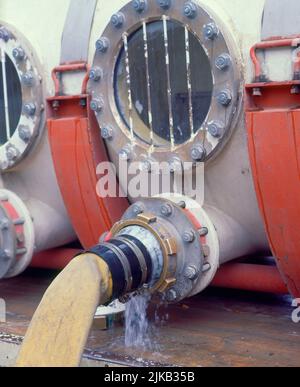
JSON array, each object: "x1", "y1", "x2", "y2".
[
  {"x1": 0, "y1": 249, "x2": 11, "y2": 260},
  {"x1": 119, "y1": 147, "x2": 132, "y2": 162},
  {"x1": 133, "y1": 0, "x2": 147, "y2": 13},
  {"x1": 215, "y1": 53, "x2": 231, "y2": 70},
  {"x1": 18, "y1": 126, "x2": 31, "y2": 143},
  {"x1": 6, "y1": 145, "x2": 20, "y2": 161},
  {"x1": 101, "y1": 126, "x2": 113, "y2": 140},
  {"x1": 157, "y1": 0, "x2": 171, "y2": 9},
  {"x1": 184, "y1": 265, "x2": 199, "y2": 280},
  {"x1": 90, "y1": 98, "x2": 104, "y2": 113},
  {"x1": 12, "y1": 47, "x2": 25, "y2": 61},
  {"x1": 111, "y1": 12, "x2": 125, "y2": 28},
  {"x1": 203, "y1": 22, "x2": 219, "y2": 40},
  {"x1": 166, "y1": 289, "x2": 177, "y2": 302},
  {"x1": 96, "y1": 37, "x2": 109, "y2": 53},
  {"x1": 161, "y1": 203, "x2": 173, "y2": 217},
  {"x1": 21, "y1": 72, "x2": 35, "y2": 87},
  {"x1": 217, "y1": 89, "x2": 232, "y2": 106},
  {"x1": 140, "y1": 159, "x2": 152, "y2": 172},
  {"x1": 23, "y1": 103, "x2": 36, "y2": 116},
  {"x1": 0, "y1": 27, "x2": 9, "y2": 42},
  {"x1": 89, "y1": 67, "x2": 103, "y2": 82},
  {"x1": 191, "y1": 144, "x2": 206, "y2": 162},
  {"x1": 207, "y1": 121, "x2": 225, "y2": 138},
  {"x1": 183, "y1": 230, "x2": 195, "y2": 243},
  {"x1": 0, "y1": 219, "x2": 9, "y2": 231},
  {"x1": 183, "y1": 1, "x2": 197, "y2": 19},
  {"x1": 199, "y1": 227, "x2": 209, "y2": 237},
  {"x1": 132, "y1": 203, "x2": 144, "y2": 216},
  {"x1": 169, "y1": 158, "x2": 182, "y2": 173}
]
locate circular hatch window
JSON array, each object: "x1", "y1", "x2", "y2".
[
  {"x1": 115, "y1": 19, "x2": 213, "y2": 148},
  {"x1": 0, "y1": 24, "x2": 44, "y2": 171},
  {"x1": 90, "y1": 0, "x2": 241, "y2": 164}
]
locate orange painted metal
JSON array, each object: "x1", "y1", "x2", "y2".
[
  {"x1": 31, "y1": 248, "x2": 81, "y2": 270},
  {"x1": 47, "y1": 64, "x2": 129, "y2": 249},
  {"x1": 246, "y1": 40, "x2": 300, "y2": 298},
  {"x1": 212, "y1": 263, "x2": 288, "y2": 295}
]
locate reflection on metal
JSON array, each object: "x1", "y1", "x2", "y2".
[
  {"x1": 162, "y1": 15, "x2": 175, "y2": 150},
  {"x1": 122, "y1": 33, "x2": 134, "y2": 141},
  {"x1": 1, "y1": 48, "x2": 10, "y2": 141},
  {"x1": 184, "y1": 26, "x2": 194, "y2": 138}
]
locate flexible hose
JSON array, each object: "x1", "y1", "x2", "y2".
[{"x1": 16, "y1": 254, "x2": 113, "y2": 367}]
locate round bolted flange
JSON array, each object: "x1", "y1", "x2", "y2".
[
  {"x1": 111, "y1": 12, "x2": 125, "y2": 29},
  {"x1": 215, "y1": 53, "x2": 231, "y2": 70},
  {"x1": 18, "y1": 126, "x2": 31, "y2": 143},
  {"x1": 161, "y1": 203, "x2": 173, "y2": 217},
  {"x1": 157, "y1": 0, "x2": 171, "y2": 9},
  {"x1": 183, "y1": 230, "x2": 195, "y2": 243},
  {"x1": 132, "y1": 0, "x2": 147, "y2": 13},
  {"x1": 183, "y1": 1, "x2": 197, "y2": 19},
  {"x1": 89, "y1": 67, "x2": 103, "y2": 82},
  {"x1": 6, "y1": 145, "x2": 20, "y2": 162},
  {"x1": 21, "y1": 72, "x2": 35, "y2": 87},
  {"x1": 203, "y1": 22, "x2": 219, "y2": 40},
  {"x1": 217, "y1": 89, "x2": 232, "y2": 106},
  {"x1": 90, "y1": 98, "x2": 104, "y2": 113},
  {"x1": 96, "y1": 37, "x2": 110, "y2": 53},
  {"x1": 101, "y1": 126, "x2": 114, "y2": 140},
  {"x1": 166, "y1": 289, "x2": 177, "y2": 302},
  {"x1": 0, "y1": 27, "x2": 9, "y2": 42},
  {"x1": 191, "y1": 144, "x2": 206, "y2": 162},
  {"x1": 208, "y1": 121, "x2": 225, "y2": 138},
  {"x1": 23, "y1": 103, "x2": 36, "y2": 117},
  {"x1": 184, "y1": 265, "x2": 199, "y2": 280},
  {"x1": 12, "y1": 47, "x2": 25, "y2": 61}
]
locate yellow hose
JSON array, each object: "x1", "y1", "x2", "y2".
[{"x1": 16, "y1": 253, "x2": 113, "y2": 367}]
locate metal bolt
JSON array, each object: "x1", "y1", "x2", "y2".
[
  {"x1": 0, "y1": 219, "x2": 9, "y2": 231},
  {"x1": 21, "y1": 72, "x2": 34, "y2": 87},
  {"x1": 252, "y1": 87, "x2": 262, "y2": 97},
  {"x1": 12, "y1": 47, "x2": 25, "y2": 61},
  {"x1": 101, "y1": 126, "x2": 113, "y2": 140},
  {"x1": 199, "y1": 227, "x2": 208, "y2": 237},
  {"x1": 217, "y1": 89, "x2": 232, "y2": 106},
  {"x1": 183, "y1": 1, "x2": 197, "y2": 19},
  {"x1": 89, "y1": 67, "x2": 103, "y2": 82},
  {"x1": 6, "y1": 145, "x2": 20, "y2": 161},
  {"x1": 202, "y1": 263, "x2": 211, "y2": 273},
  {"x1": 90, "y1": 98, "x2": 104, "y2": 113},
  {"x1": 133, "y1": 0, "x2": 147, "y2": 13},
  {"x1": 157, "y1": 0, "x2": 171, "y2": 9},
  {"x1": 178, "y1": 201, "x2": 186, "y2": 209},
  {"x1": 183, "y1": 230, "x2": 195, "y2": 243},
  {"x1": 0, "y1": 27, "x2": 9, "y2": 42},
  {"x1": 111, "y1": 12, "x2": 125, "y2": 28},
  {"x1": 0, "y1": 249, "x2": 10, "y2": 260},
  {"x1": 18, "y1": 126, "x2": 31, "y2": 143},
  {"x1": 23, "y1": 103, "x2": 36, "y2": 116},
  {"x1": 140, "y1": 159, "x2": 152, "y2": 172},
  {"x1": 166, "y1": 289, "x2": 177, "y2": 302},
  {"x1": 161, "y1": 203, "x2": 173, "y2": 217},
  {"x1": 203, "y1": 22, "x2": 219, "y2": 40},
  {"x1": 215, "y1": 53, "x2": 231, "y2": 70},
  {"x1": 184, "y1": 265, "x2": 199, "y2": 280},
  {"x1": 169, "y1": 158, "x2": 182, "y2": 173},
  {"x1": 119, "y1": 148, "x2": 131, "y2": 162},
  {"x1": 96, "y1": 37, "x2": 109, "y2": 53},
  {"x1": 207, "y1": 121, "x2": 225, "y2": 138},
  {"x1": 132, "y1": 204, "x2": 144, "y2": 216},
  {"x1": 191, "y1": 144, "x2": 206, "y2": 162}
]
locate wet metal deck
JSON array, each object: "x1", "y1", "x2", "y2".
[{"x1": 0, "y1": 269, "x2": 299, "y2": 367}]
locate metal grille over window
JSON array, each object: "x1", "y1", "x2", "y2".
[
  {"x1": 90, "y1": 0, "x2": 241, "y2": 164},
  {"x1": 0, "y1": 24, "x2": 43, "y2": 170}
]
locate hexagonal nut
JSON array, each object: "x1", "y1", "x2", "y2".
[
  {"x1": 12, "y1": 47, "x2": 25, "y2": 61},
  {"x1": 169, "y1": 158, "x2": 182, "y2": 173},
  {"x1": 132, "y1": 203, "x2": 144, "y2": 216},
  {"x1": 217, "y1": 89, "x2": 232, "y2": 106},
  {"x1": 90, "y1": 98, "x2": 104, "y2": 113},
  {"x1": 191, "y1": 144, "x2": 206, "y2": 162},
  {"x1": 96, "y1": 37, "x2": 110, "y2": 53},
  {"x1": 111, "y1": 12, "x2": 125, "y2": 28},
  {"x1": 101, "y1": 126, "x2": 114, "y2": 140},
  {"x1": 23, "y1": 103, "x2": 36, "y2": 116},
  {"x1": 22, "y1": 72, "x2": 35, "y2": 87},
  {"x1": 161, "y1": 203, "x2": 173, "y2": 217},
  {"x1": 133, "y1": 0, "x2": 147, "y2": 13},
  {"x1": 183, "y1": 1, "x2": 197, "y2": 19},
  {"x1": 207, "y1": 121, "x2": 225, "y2": 138},
  {"x1": 203, "y1": 22, "x2": 219, "y2": 40},
  {"x1": 0, "y1": 27, "x2": 10, "y2": 42},
  {"x1": 183, "y1": 230, "x2": 195, "y2": 243},
  {"x1": 0, "y1": 219, "x2": 10, "y2": 231},
  {"x1": 166, "y1": 289, "x2": 177, "y2": 302},
  {"x1": 215, "y1": 53, "x2": 231, "y2": 71},
  {"x1": 18, "y1": 126, "x2": 31, "y2": 143},
  {"x1": 157, "y1": 0, "x2": 171, "y2": 9},
  {"x1": 89, "y1": 67, "x2": 103, "y2": 82},
  {"x1": 6, "y1": 145, "x2": 20, "y2": 162},
  {"x1": 184, "y1": 265, "x2": 199, "y2": 280},
  {"x1": 119, "y1": 147, "x2": 132, "y2": 162}
]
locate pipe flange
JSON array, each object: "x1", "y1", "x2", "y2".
[{"x1": 0, "y1": 189, "x2": 35, "y2": 279}]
